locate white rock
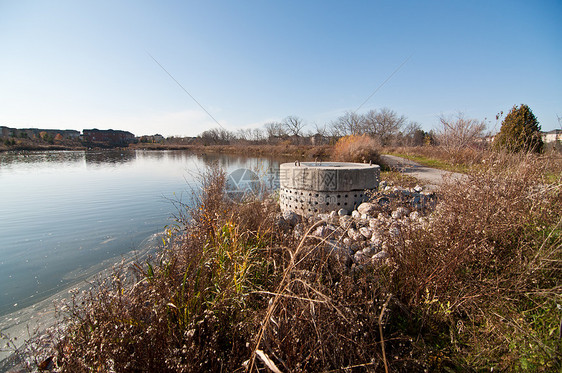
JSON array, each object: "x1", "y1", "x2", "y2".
[
  {"x1": 361, "y1": 213, "x2": 369, "y2": 221},
  {"x1": 351, "y1": 210, "x2": 361, "y2": 219},
  {"x1": 318, "y1": 213, "x2": 330, "y2": 222},
  {"x1": 372, "y1": 251, "x2": 389, "y2": 260},
  {"x1": 414, "y1": 185, "x2": 423, "y2": 193},
  {"x1": 359, "y1": 227, "x2": 373, "y2": 239},
  {"x1": 347, "y1": 227, "x2": 362, "y2": 241},
  {"x1": 371, "y1": 236, "x2": 383, "y2": 247},
  {"x1": 353, "y1": 252, "x2": 367, "y2": 263},
  {"x1": 391, "y1": 207, "x2": 410, "y2": 220},
  {"x1": 314, "y1": 225, "x2": 336, "y2": 238},
  {"x1": 410, "y1": 211, "x2": 421, "y2": 221},
  {"x1": 362, "y1": 246, "x2": 375, "y2": 256},
  {"x1": 337, "y1": 208, "x2": 348, "y2": 217},
  {"x1": 357, "y1": 202, "x2": 376, "y2": 216},
  {"x1": 339, "y1": 215, "x2": 353, "y2": 228}
]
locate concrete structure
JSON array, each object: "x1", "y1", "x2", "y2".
[{"x1": 279, "y1": 162, "x2": 380, "y2": 216}]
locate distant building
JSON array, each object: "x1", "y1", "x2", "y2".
[
  {"x1": 139, "y1": 134, "x2": 165, "y2": 143},
  {"x1": 542, "y1": 129, "x2": 562, "y2": 144},
  {"x1": 83, "y1": 129, "x2": 135, "y2": 145},
  {"x1": 0, "y1": 126, "x2": 11, "y2": 137},
  {"x1": 0, "y1": 126, "x2": 80, "y2": 140}
]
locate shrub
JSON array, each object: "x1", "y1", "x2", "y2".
[
  {"x1": 332, "y1": 134, "x2": 380, "y2": 164},
  {"x1": 52, "y1": 165, "x2": 402, "y2": 372},
  {"x1": 382, "y1": 152, "x2": 562, "y2": 370},
  {"x1": 436, "y1": 113, "x2": 486, "y2": 152},
  {"x1": 51, "y1": 154, "x2": 561, "y2": 371},
  {"x1": 494, "y1": 104, "x2": 544, "y2": 153}
]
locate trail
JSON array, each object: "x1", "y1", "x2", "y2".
[{"x1": 379, "y1": 154, "x2": 468, "y2": 191}]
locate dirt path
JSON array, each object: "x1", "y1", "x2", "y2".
[{"x1": 380, "y1": 154, "x2": 468, "y2": 191}]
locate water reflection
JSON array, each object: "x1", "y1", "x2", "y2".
[
  {"x1": 0, "y1": 151, "x2": 85, "y2": 168},
  {"x1": 0, "y1": 149, "x2": 283, "y2": 317},
  {"x1": 84, "y1": 150, "x2": 137, "y2": 165}
]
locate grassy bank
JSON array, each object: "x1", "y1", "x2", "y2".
[
  {"x1": 382, "y1": 145, "x2": 487, "y2": 173},
  {"x1": 42, "y1": 150, "x2": 562, "y2": 372}
]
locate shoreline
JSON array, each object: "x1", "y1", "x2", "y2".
[
  {"x1": 0, "y1": 232, "x2": 164, "y2": 370},
  {"x1": 0, "y1": 143, "x2": 332, "y2": 160}
]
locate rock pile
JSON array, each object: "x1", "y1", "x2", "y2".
[{"x1": 277, "y1": 182, "x2": 437, "y2": 268}]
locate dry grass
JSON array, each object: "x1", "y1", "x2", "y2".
[
  {"x1": 382, "y1": 151, "x2": 562, "y2": 370},
  {"x1": 332, "y1": 135, "x2": 381, "y2": 164},
  {"x1": 131, "y1": 143, "x2": 332, "y2": 161},
  {"x1": 51, "y1": 152, "x2": 562, "y2": 372}
]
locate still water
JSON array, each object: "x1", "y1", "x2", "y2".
[{"x1": 0, "y1": 150, "x2": 281, "y2": 317}]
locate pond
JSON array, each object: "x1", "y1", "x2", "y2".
[{"x1": 0, "y1": 150, "x2": 281, "y2": 318}]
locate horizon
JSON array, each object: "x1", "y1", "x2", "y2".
[{"x1": 1, "y1": 1, "x2": 560, "y2": 137}]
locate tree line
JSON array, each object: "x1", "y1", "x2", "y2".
[
  {"x1": 197, "y1": 108, "x2": 433, "y2": 147},
  {"x1": 196, "y1": 104, "x2": 548, "y2": 154}
]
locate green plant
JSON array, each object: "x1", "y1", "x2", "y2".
[{"x1": 494, "y1": 104, "x2": 544, "y2": 153}]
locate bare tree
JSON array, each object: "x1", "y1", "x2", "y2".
[
  {"x1": 251, "y1": 128, "x2": 265, "y2": 143},
  {"x1": 199, "y1": 127, "x2": 233, "y2": 145},
  {"x1": 282, "y1": 116, "x2": 306, "y2": 137},
  {"x1": 264, "y1": 121, "x2": 288, "y2": 143},
  {"x1": 437, "y1": 113, "x2": 486, "y2": 150},
  {"x1": 402, "y1": 121, "x2": 426, "y2": 146},
  {"x1": 236, "y1": 128, "x2": 251, "y2": 142},
  {"x1": 364, "y1": 108, "x2": 406, "y2": 146},
  {"x1": 329, "y1": 111, "x2": 365, "y2": 137}
]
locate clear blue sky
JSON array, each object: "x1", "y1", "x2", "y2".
[{"x1": 1, "y1": 0, "x2": 560, "y2": 137}]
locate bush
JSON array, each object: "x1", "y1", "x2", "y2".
[
  {"x1": 383, "y1": 152, "x2": 562, "y2": 370},
  {"x1": 494, "y1": 104, "x2": 544, "y2": 153},
  {"x1": 332, "y1": 134, "x2": 380, "y2": 164},
  {"x1": 52, "y1": 154, "x2": 561, "y2": 371},
  {"x1": 51, "y1": 165, "x2": 397, "y2": 372},
  {"x1": 436, "y1": 113, "x2": 486, "y2": 152}
]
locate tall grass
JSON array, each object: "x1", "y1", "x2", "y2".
[
  {"x1": 332, "y1": 135, "x2": 380, "y2": 164},
  {"x1": 53, "y1": 153, "x2": 561, "y2": 372},
  {"x1": 382, "y1": 152, "x2": 562, "y2": 370}
]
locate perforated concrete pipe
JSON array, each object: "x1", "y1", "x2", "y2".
[{"x1": 279, "y1": 162, "x2": 380, "y2": 216}]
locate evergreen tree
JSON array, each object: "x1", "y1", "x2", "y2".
[{"x1": 494, "y1": 104, "x2": 543, "y2": 152}]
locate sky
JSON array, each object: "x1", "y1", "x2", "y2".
[{"x1": 0, "y1": 0, "x2": 560, "y2": 137}]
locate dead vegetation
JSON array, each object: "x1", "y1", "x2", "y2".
[{"x1": 47, "y1": 151, "x2": 562, "y2": 372}]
